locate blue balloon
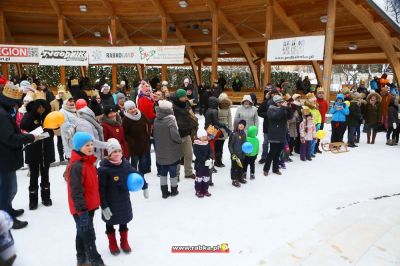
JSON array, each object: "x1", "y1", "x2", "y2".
[
  {"x1": 126, "y1": 173, "x2": 144, "y2": 192},
  {"x1": 242, "y1": 142, "x2": 253, "y2": 154}
]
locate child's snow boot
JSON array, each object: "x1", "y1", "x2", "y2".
[
  {"x1": 203, "y1": 191, "x2": 212, "y2": 197},
  {"x1": 41, "y1": 186, "x2": 52, "y2": 207},
  {"x1": 250, "y1": 173, "x2": 255, "y2": 180},
  {"x1": 239, "y1": 178, "x2": 247, "y2": 184},
  {"x1": 171, "y1": 186, "x2": 179, "y2": 196},
  {"x1": 195, "y1": 191, "x2": 204, "y2": 198},
  {"x1": 232, "y1": 180, "x2": 241, "y2": 187},
  {"x1": 29, "y1": 190, "x2": 38, "y2": 210},
  {"x1": 386, "y1": 139, "x2": 393, "y2": 146},
  {"x1": 106, "y1": 232, "x2": 120, "y2": 255},
  {"x1": 120, "y1": 230, "x2": 132, "y2": 253},
  {"x1": 160, "y1": 185, "x2": 170, "y2": 199}
]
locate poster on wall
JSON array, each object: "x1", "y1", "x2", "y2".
[
  {"x1": 38, "y1": 46, "x2": 89, "y2": 66},
  {"x1": 137, "y1": 46, "x2": 185, "y2": 64},
  {"x1": 0, "y1": 45, "x2": 39, "y2": 63},
  {"x1": 88, "y1": 46, "x2": 138, "y2": 64},
  {"x1": 267, "y1": 35, "x2": 325, "y2": 62}
]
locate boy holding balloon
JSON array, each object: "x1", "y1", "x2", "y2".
[
  {"x1": 97, "y1": 138, "x2": 147, "y2": 255},
  {"x1": 228, "y1": 120, "x2": 247, "y2": 187}
]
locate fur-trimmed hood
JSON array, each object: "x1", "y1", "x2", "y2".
[
  {"x1": 367, "y1": 92, "x2": 382, "y2": 103},
  {"x1": 219, "y1": 98, "x2": 232, "y2": 109}
]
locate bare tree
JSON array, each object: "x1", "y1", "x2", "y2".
[{"x1": 386, "y1": 0, "x2": 400, "y2": 23}]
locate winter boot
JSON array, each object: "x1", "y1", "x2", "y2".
[
  {"x1": 29, "y1": 190, "x2": 38, "y2": 210},
  {"x1": 77, "y1": 261, "x2": 91, "y2": 266},
  {"x1": 171, "y1": 186, "x2": 179, "y2": 196},
  {"x1": 195, "y1": 191, "x2": 204, "y2": 198},
  {"x1": 242, "y1": 173, "x2": 247, "y2": 179},
  {"x1": 41, "y1": 186, "x2": 52, "y2": 207},
  {"x1": 386, "y1": 139, "x2": 393, "y2": 146},
  {"x1": 107, "y1": 232, "x2": 120, "y2": 255},
  {"x1": 355, "y1": 135, "x2": 360, "y2": 143},
  {"x1": 232, "y1": 180, "x2": 241, "y2": 187},
  {"x1": 12, "y1": 218, "x2": 28, "y2": 229},
  {"x1": 250, "y1": 173, "x2": 255, "y2": 180},
  {"x1": 371, "y1": 132, "x2": 377, "y2": 144},
  {"x1": 214, "y1": 153, "x2": 225, "y2": 167},
  {"x1": 238, "y1": 178, "x2": 247, "y2": 184},
  {"x1": 9, "y1": 208, "x2": 24, "y2": 218},
  {"x1": 120, "y1": 230, "x2": 132, "y2": 253},
  {"x1": 161, "y1": 185, "x2": 170, "y2": 199},
  {"x1": 392, "y1": 138, "x2": 398, "y2": 145},
  {"x1": 212, "y1": 166, "x2": 217, "y2": 173},
  {"x1": 367, "y1": 132, "x2": 371, "y2": 144},
  {"x1": 348, "y1": 142, "x2": 357, "y2": 148}
]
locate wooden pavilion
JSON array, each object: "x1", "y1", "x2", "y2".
[{"x1": 0, "y1": 0, "x2": 399, "y2": 99}]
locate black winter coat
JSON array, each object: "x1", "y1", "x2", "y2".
[
  {"x1": 267, "y1": 105, "x2": 292, "y2": 143},
  {"x1": 20, "y1": 100, "x2": 55, "y2": 165},
  {"x1": 89, "y1": 96, "x2": 103, "y2": 117},
  {"x1": 193, "y1": 141, "x2": 212, "y2": 172},
  {"x1": 100, "y1": 92, "x2": 115, "y2": 108},
  {"x1": 347, "y1": 101, "x2": 362, "y2": 126},
  {"x1": 388, "y1": 104, "x2": 399, "y2": 125},
  {"x1": 258, "y1": 98, "x2": 275, "y2": 133},
  {"x1": 228, "y1": 130, "x2": 246, "y2": 160},
  {"x1": 173, "y1": 100, "x2": 193, "y2": 138},
  {"x1": 0, "y1": 101, "x2": 35, "y2": 171},
  {"x1": 98, "y1": 159, "x2": 142, "y2": 225},
  {"x1": 204, "y1": 97, "x2": 226, "y2": 130}
]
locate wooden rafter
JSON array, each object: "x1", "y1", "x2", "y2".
[
  {"x1": 150, "y1": 0, "x2": 200, "y2": 85},
  {"x1": 272, "y1": 1, "x2": 303, "y2": 35},
  {"x1": 338, "y1": 0, "x2": 400, "y2": 81},
  {"x1": 48, "y1": 0, "x2": 76, "y2": 45},
  {"x1": 205, "y1": 0, "x2": 260, "y2": 89},
  {"x1": 311, "y1": 61, "x2": 322, "y2": 84}
]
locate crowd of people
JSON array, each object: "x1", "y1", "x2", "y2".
[{"x1": 0, "y1": 72, "x2": 398, "y2": 266}]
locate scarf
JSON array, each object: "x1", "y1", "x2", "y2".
[
  {"x1": 79, "y1": 111, "x2": 104, "y2": 142},
  {"x1": 124, "y1": 110, "x2": 142, "y2": 121},
  {"x1": 194, "y1": 139, "x2": 208, "y2": 146},
  {"x1": 108, "y1": 153, "x2": 123, "y2": 165},
  {"x1": 101, "y1": 114, "x2": 122, "y2": 126},
  {"x1": 62, "y1": 103, "x2": 76, "y2": 113}
]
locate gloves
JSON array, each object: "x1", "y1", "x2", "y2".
[
  {"x1": 102, "y1": 207, "x2": 112, "y2": 221},
  {"x1": 143, "y1": 188, "x2": 149, "y2": 199},
  {"x1": 394, "y1": 123, "x2": 397, "y2": 130},
  {"x1": 205, "y1": 159, "x2": 212, "y2": 168},
  {"x1": 77, "y1": 211, "x2": 91, "y2": 232},
  {"x1": 231, "y1": 154, "x2": 238, "y2": 160}
]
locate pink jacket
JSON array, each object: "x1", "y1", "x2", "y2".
[{"x1": 299, "y1": 119, "x2": 316, "y2": 141}]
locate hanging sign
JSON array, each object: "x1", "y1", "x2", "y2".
[
  {"x1": 0, "y1": 45, "x2": 39, "y2": 63},
  {"x1": 267, "y1": 35, "x2": 325, "y2": 62},
  {"x1": 136, "y1": 45, "x2": 185, "y2": 64},
  {"x1": 38, "y1": 46, "x2": 89, "y2": 66},
  {"x1": 88, "y1": 46, "x2": 138, "y2": 64}
]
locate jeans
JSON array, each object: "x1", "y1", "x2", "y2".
[
  {"x1": 260, "y1": 133, "x2": 269, "y2": 160},
  {"x1": 348, "y1": 125, "x2": 357, "y2": 143},
  {"x1": 159, "y1": 162, "x2": 178, "y2": 187},
  {"x1": 300, "y1": 141, "x2": 311, "y2": 160},
  {"x1": 243, "y1": 155, "x2": 256, "y2": 174},
  {"x1": 263, "y1": 142, "x2": 282, "y2": 173},
  {"x1": 0, "y1": 171, "x2": 18, "y2": 214}
]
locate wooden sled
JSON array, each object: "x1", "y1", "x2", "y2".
[{"x1": 321, "y1": 142, "x2": 349, "y2": 153}]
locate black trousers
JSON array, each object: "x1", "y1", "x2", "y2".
[
  {"x1": 386, "y1": 126, "x2": 399, "y2": 141},
  {"x1": 29, "y1": 163, "x2": 50, "y2": 192},
  {"x1": 106, "y1": 224, "x2": 128, "y2": 234},
  {"x1": 331, "y1": 122, "x2": 347, "y2": 142},
  {"x1": 230, "y1": 158, "x2": 243, "y2": 180},
  {"x1": 57, "y1": 135, "x2": 64, "y2": 161},
  {"x1": 215, "y1": 139, "x2": 225, "y2": 157},
  {"x1": 243, "y1": 155, "x2": 256, "y2": 174},
  {"x1": 263, "y1": 142, "x2": 282, "y2": 173}
]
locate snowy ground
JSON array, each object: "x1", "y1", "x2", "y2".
[{"x1": 11, "y1": 107, "x2": 400, "y2": 266}]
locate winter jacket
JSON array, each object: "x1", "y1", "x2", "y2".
[
  {"x1": 67, "y1": 150, "x2": 100, "y2": 215},
  {"x1": 98, "y1": 159, "x2": 139, "y2": 225},
  {"x1": 100, "y1": 92, "x2": 114, "y2": 108},
  {"x1": 137, "y1": 95, "x2": 156, "y2": 122},
  {"x1": 20, "y1": 100, "x2": 55, "y2": 166},
  {"x1": 347, "y1": 101, "x2": 362, "y2": 126},
  {"x1": 363, "y1": 93, "x2": 382, "y2": 126},
  {"x1": 173, "y1": 99, "x2": 194, "y2": 138},
  {"x1": 193, "y1": 140, "x2": 212, "y2": 172},
  {"x1": 300, "y1": 119, "x2": 316, "y2": 141},
  {"x1": 60, "y1": 106, "x2": 78, "y2": 159},
  {"x1": 370, "y1": 80, "x2": 378, "y2": 92},
  {"x1": 228, "y1": 130, "x2": 246, "y2": 160},
  {"x1": 89, "y1": 96, "x2": 103, "y2": 118},
  {"x1": 258, "y1": 98, "x2": 275, "y2": 133},
  {"x1": 153, "y1": 107, "x2": 183, "y2": 165},
  {"x1": 205, "y1": 97, "x2": 228, "y2": 130},
  {"x1": 122, "y1": 113, "x2": 150, "y2": 157},
  {"x1": 380, "y1": 92, "x2": 393, "y2": 126},
  {"x1": 234, "y1": 104, "x2": 259, "y2": 129},
  {"x1": 316, "y1": 97, "x2": 329, "y2": 123},
  {"x1": 101, "y1": 114, "x2": 129, "y2": 158},
  {"x1": 0, "y1": 102, "x2": 34, "y2": 171},
  {"x1": 387, "y1": 103, "x2": 399, "y2": 126},
  {"x1": 310, "y1": 109, "x2": 321, "y2": 126},
  {"x1": 267, "y1": 105, "x2": 293, "y2": 143},
  {"x1": 76, "y1": 107, "x2": 106, "y2": 160},
  {"x1": 218, "y1": 96, "x2": 233, "y2": 140},
  {"x1": 330, "y1": 94, "x2": 349, "y2": 122},
  {"x1": 287, "y1": 111, "x2": 298, "y2": 138},
  {"x1": 246, "y1": 126, "x2": 259, "y2": 156}
]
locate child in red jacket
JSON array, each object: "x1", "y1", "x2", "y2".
[
  {"x1": 67, "y1": 132, "x2": 105, "y2": 266},
  {"x1": 316, "y1": 87, "x2": 329, "y2": 152}
]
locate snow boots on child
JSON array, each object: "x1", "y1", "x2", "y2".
[
  {"x1": 41, "y1": 186, "x2": 52, "y2": 206},
  {"x1": 29, "y1": 190, "x2": 38, "y2": 210},
  {"x1": 120, "y1": 230, "x2": 131, "y2": 253},
  {"x1": 107, "y1": 232, "x2": 120, "y2": 255}
]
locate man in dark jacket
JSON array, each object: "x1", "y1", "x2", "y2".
[
  {"x1": 347, "y1": 93, "x2": 363, "y2": 147},
  {"x1": 263, "y1": 95, "x2": 292, "y2": 176},
  {"x1": 173, "y1": 89, "x2": 196, "y2": 179},
  {"x1": 0, "y1": 83, "x2": 36, "y2": 229},
  {"x1": 257, "y1": 88, "x2": 279, "y2": 164}
]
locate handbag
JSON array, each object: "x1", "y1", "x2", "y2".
[{"x1": 206, "y1": 125, "x2": 219, "y2": 139}]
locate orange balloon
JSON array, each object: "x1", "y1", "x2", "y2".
[{"x1": 44, "y1": 111, "x2": 65, "y2": 129}]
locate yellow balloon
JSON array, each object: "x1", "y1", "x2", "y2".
[
  {"x1": 44, "y1": 111, "x2": 65, "y2": 129},
  {"x1": 344, "y1": 100, "x2": 350, "y2": 107},
  {"x1": 316, "y1": 130, "x2": 327, "y2": 140}
]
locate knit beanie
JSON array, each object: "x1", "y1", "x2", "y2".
[
  {"x1": 106, "y1": 138, "x2": 122, "y2": 155},
  {"x1": 176, "y1": 89, "x2": 187, "y2": 98},
  {"x1": 273, "y1": 95, "x2": 284, "y2": 103},
  {"x1": 72, "y1": 132, "x2": 93, "y2": 151},
  {"x1": 197, "y1": 128, "x2": 208, "y2": 139},
  {"x1": 124, "y1": 100, "x2": 136, "y2": 112},
  {"x1": 103, "y1": 105, "x2": 116, "y2": 116},
  {"x1": 116, "y1": 93, "x2": 125, "y2": 101},
  {"x1": 238, "y1": 119, "x2": 247, "y2": 127},
  {"x1": 158, "y1": 100, "x2": 173, "y2": 110}
]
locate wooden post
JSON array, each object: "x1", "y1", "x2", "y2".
[
  {"x1": 161, "y1": 17, "x2": 167, "y2": 81},
  {"x1": 211, "y1": 10, "x2": 218, "y2": 84},
  {"x1": 58, "y1": 17, "x2": 66, "y2": 85},
  {"x1": 0, "y1": 11, "x2": 8, "y2": 80},
  {"x1": 322, "y1": 0, "x2": 337, "y2": 101},
  {"x1": 111, "y1": 16, "x2": 118, "y2": 91},
  {"x1": 16, "y1": 64, "x2": 22, "y2": 77},
  {"x1": 264, "y1": 0, "x2": 273, "y2": 87},
  {"x1": 311, "y1": 61, "x2": 323, "y2": 85},
  {"x1": 197, "y1": 61, "x2": 202, "y2": 85}
]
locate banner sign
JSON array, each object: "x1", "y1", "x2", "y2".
[
  {"x1": 0, "y1": 45, "x2": 39, "y2": 63},
  {"x1": 137, "y1": 46, "x2": 185, "y2": 64},
  {"x1": 89, "y1": 46, "x2": 137, "y2": 64},
  {"x1": 267, "y1": 35, "x2": 325, "y2": 62},
  {"x1": 38, "y1": 46, "x2": 89, "y2": 66}
]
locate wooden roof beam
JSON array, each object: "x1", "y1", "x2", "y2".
[
  {"x1": 205, "y1": 0, "x2": 260, "y2": 89},
  {"x1": 48, "y1": 0, "x2": 77, "y2": 45},
  {"x1": 338, "y1": 0, "x2": 400, "y2": 81},
  {"x1": 272, "y1": 1, "x2": 303, "y2": 35}
]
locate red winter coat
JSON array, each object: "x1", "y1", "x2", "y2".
[
  {"x1": 67, "y1": 150, "x2": 100, "y2": 215},
  {"x1": 137, "y1": 95, "x2": 156, "y2": 121},
  {"x1": 317, "y1": 97, "x2": 329, "y2": 124},
  {"x1": 101, "y1": 115, "x2": 129, "y2": 158}
]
